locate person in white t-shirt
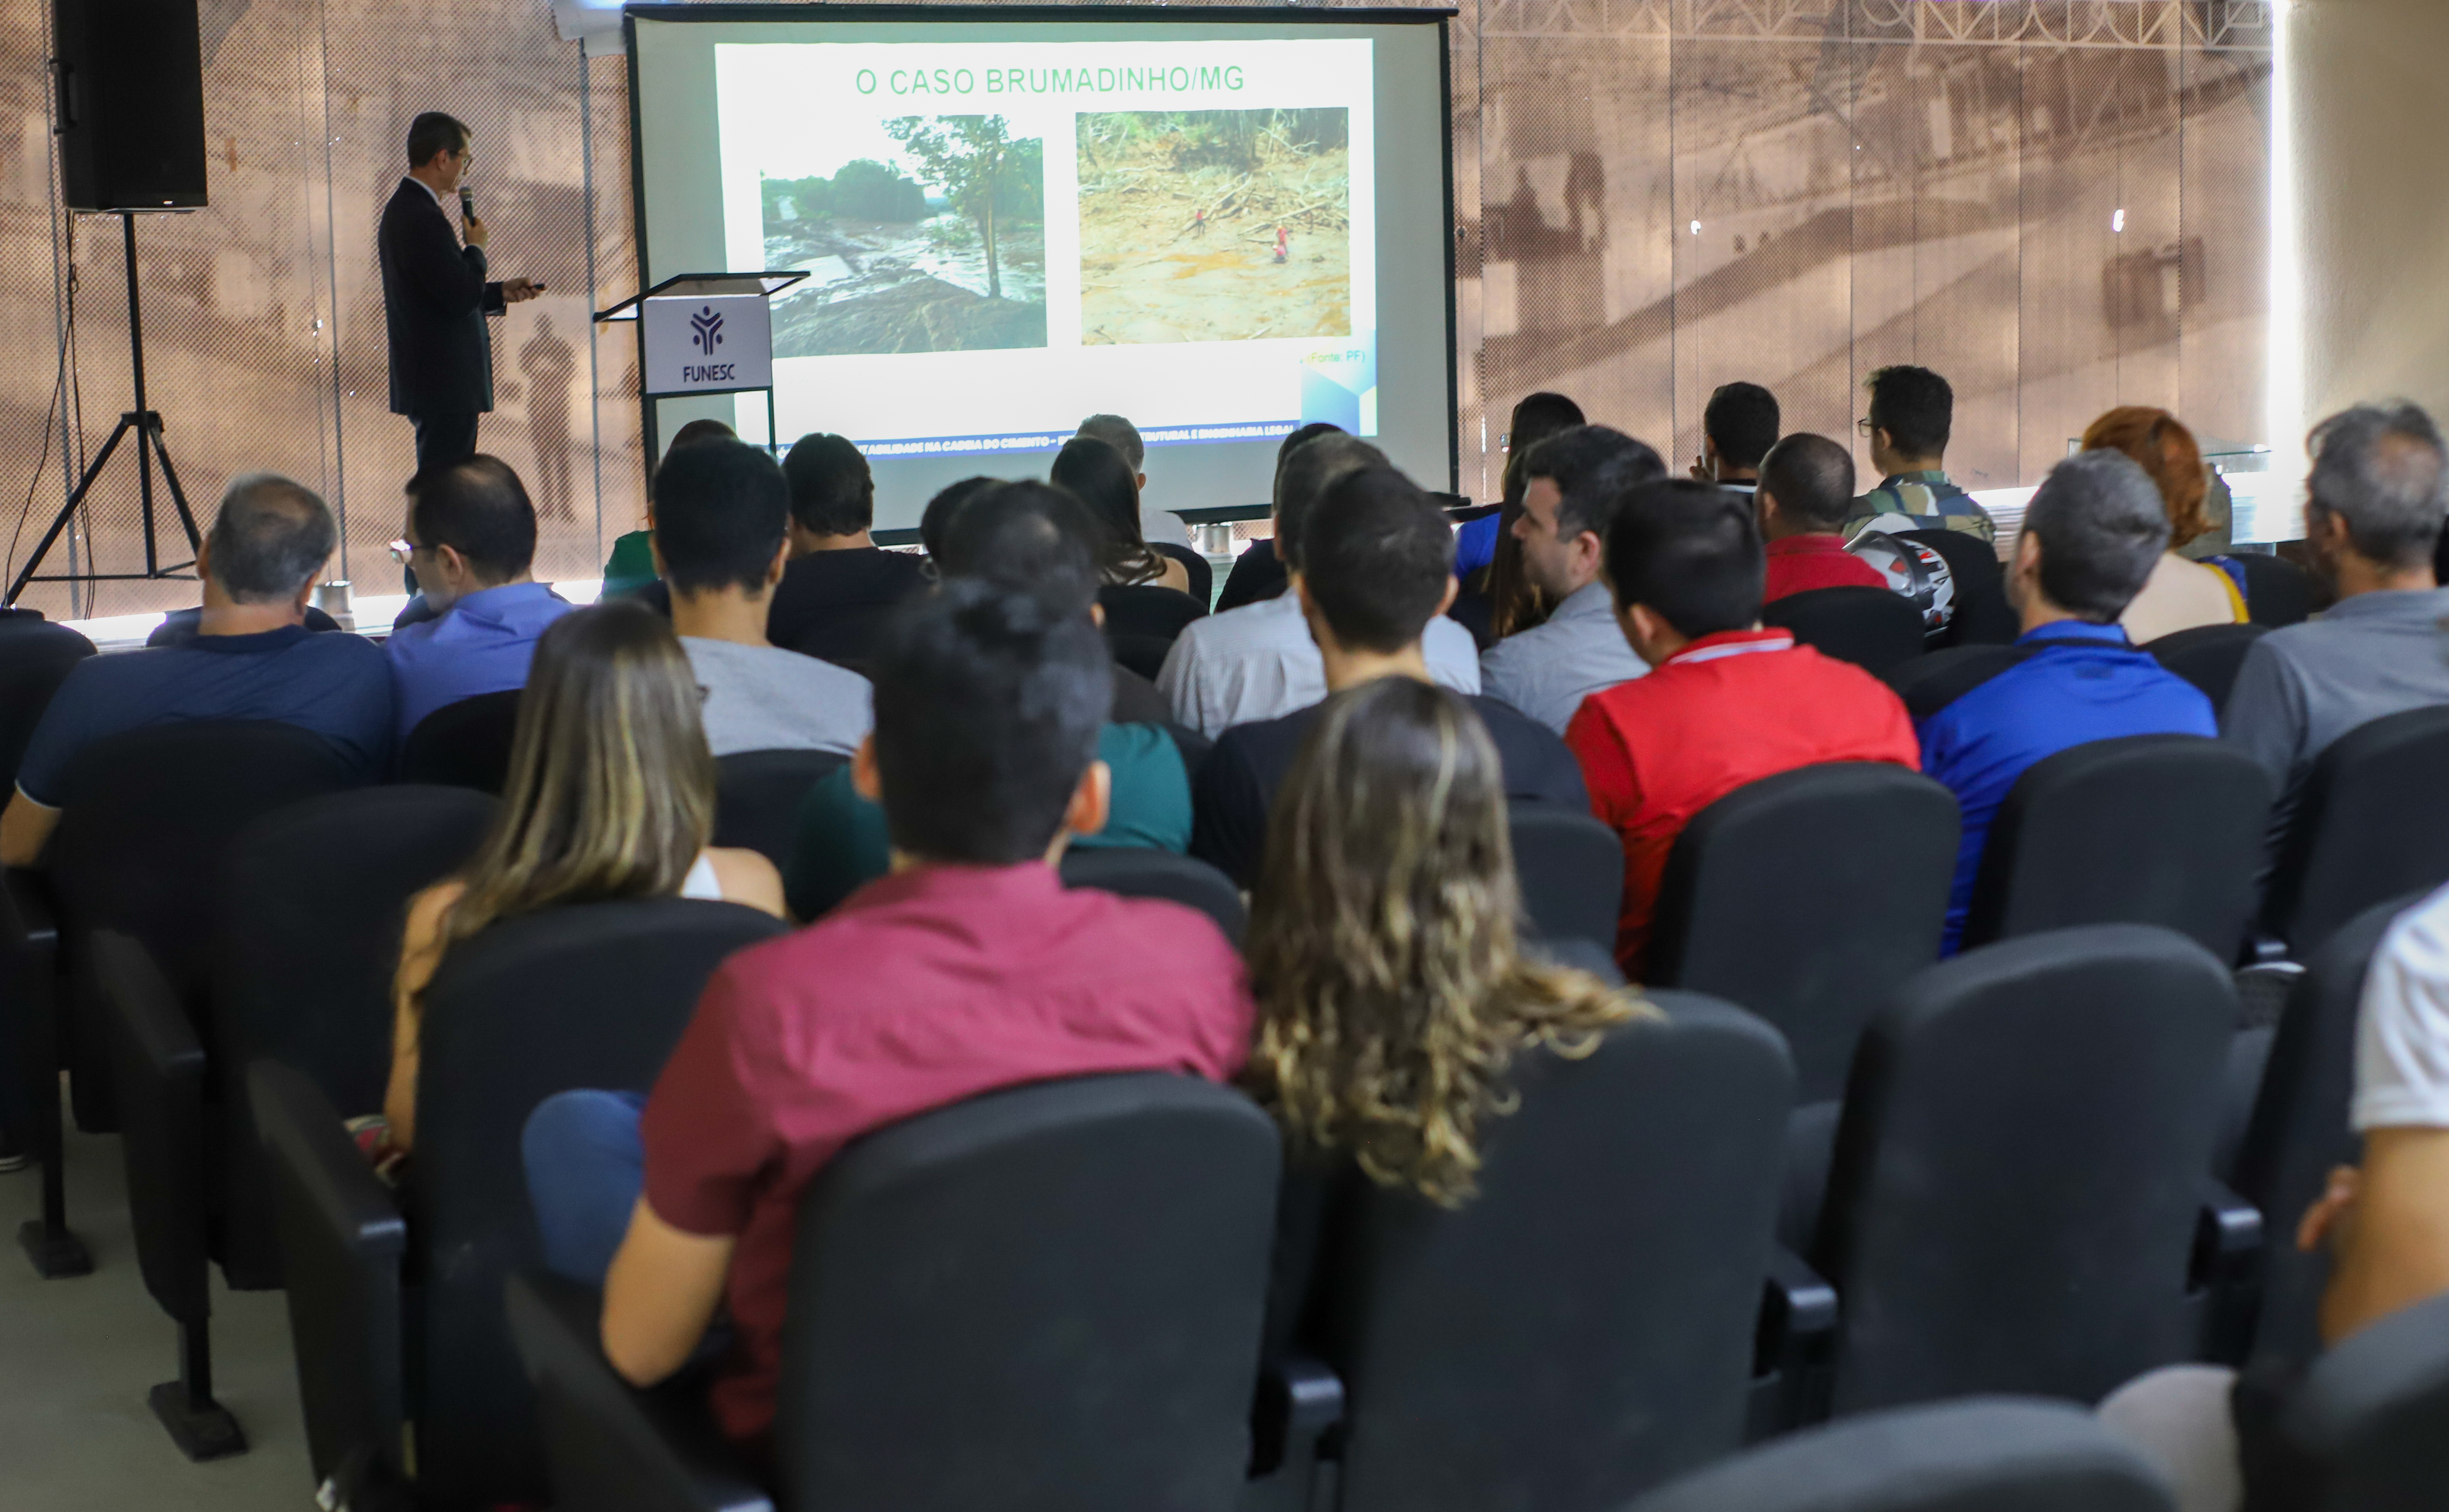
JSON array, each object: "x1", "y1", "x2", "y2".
[
  {"x1": 650, "y1": 437, "x2": 873, "y2": 757},
  {"x1": 2098, "y1": 883, "x2": 2449, "y2": 1512},
  {"x1": 1158, "y1": 433, "x2": 1479, "y2": 736}
]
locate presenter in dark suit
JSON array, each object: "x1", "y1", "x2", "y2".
[{"x1": 380, "y1": 112, "x2": 543, "y2": 476}]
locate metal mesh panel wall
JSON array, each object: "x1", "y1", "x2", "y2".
[{"x1": 0, "y1": 0, "x2": 2270, "y2": 619}]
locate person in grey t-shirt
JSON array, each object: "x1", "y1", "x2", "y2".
[
  {"x1": 2223, "y1": 402, "x2": 2449, "y2": 849},
  {"x1": 649, "y1": 438, "x2": 873, "y2": 758},
  {"x1": 1480, "y1": 425, "x2": 1663, "y2": 734}
]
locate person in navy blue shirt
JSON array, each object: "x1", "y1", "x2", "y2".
[
  {"x1": 0, "y1": 474, "x2": 394, "y2": 866},
  {"x1": 386, "y1": 454, "x2": 572, "y2": 740},
  {"x1": 1908, "y1": 449, "x2": 2217, "y2": 952}
]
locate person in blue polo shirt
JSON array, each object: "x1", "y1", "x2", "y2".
[
  {"x1": 385, "y1": 454, "x2": 572, "y2": 740},
  {"x1": 0, "y1": 474, "x2": 393, "y2": 868},
  {"x1": 1908, "y1": 449, "x2": 2217, "y2": 953}
]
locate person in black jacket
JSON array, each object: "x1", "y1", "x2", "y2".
[{"x1": 379, "y1": 112, "x2": 542, "y2": 476}]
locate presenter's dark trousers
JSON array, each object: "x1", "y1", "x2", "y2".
[{"x1": 410, "y1": 411, "x2": 480, "y2": 478}]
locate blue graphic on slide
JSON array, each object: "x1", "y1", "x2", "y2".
[{"x1": 1299, "y1": 342, "x2": 1376, "y2": 433}]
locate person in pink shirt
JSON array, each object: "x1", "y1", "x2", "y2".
[{"x1": 521, "y1": 581, "x2": 1255, "y2": 1449}]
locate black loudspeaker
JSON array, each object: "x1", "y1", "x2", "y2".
[{"x1": 54, "y1": 0, "x2": 208, "y2": 212}]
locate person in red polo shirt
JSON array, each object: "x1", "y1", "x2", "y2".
[
  {"x1": 1565, "y1": 478, "x2": 1920, "y2": 974},
  {"x1": 1758, "y1": 432, "x2": 1891, "y2": 602},
  {"x1": 529, "y1": 581, "x2": 1254, "y2": 1450}
]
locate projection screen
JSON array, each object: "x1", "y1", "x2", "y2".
[{"x1": 627, "y1": 5, "x2": 1456, "y2": 526}]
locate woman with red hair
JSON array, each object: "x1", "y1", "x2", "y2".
[{"x1": 2082, "y1": 406, "x2": 2247, "y2": 643}]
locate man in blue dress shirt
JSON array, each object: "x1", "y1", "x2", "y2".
[
  {"x1": 1908, "y1": 449, "x2": 2217, "y2": 952},
  {"x1": 386, "y1": 455, "x2": 571, "y2": 740}
]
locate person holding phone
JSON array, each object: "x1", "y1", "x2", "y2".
[{"x1": 379, "y1": 111, "x2": 544, "y2": 477}]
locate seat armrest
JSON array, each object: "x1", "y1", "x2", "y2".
[
  {"x1": 2192, "y1": 1179, "x2": 2265, "y2": 1293},
  {"x1": 95, "y1": 931, "x2": 208, "y2": 1320},
  {"x1": 506, "y1": 1271, "x2": 773, "y2": 1512},
  {"x1": 1755, "y1": 1245, "x2": 1839, "y2": 1371},
  {"x1": 1750, "y1": 1246, "x2": 1840, "y2": 1437},
  {"x1": 1248, "y1": 1351, "x2": 1346, "y2": 1477},
  {"x1": 248, "y1": 1059, "x2": 409, "y2": 1489},
  {"x1": 0, "y1": 866, "x2": 57, "y2": 953}
]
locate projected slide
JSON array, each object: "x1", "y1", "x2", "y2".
[{"x1": 716, "y1": 38, "x2": 1379, "y2": 459}]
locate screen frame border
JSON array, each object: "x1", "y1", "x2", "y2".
[{"x1": 621, "y1": 2, "x2": 1460, "y2": 492}]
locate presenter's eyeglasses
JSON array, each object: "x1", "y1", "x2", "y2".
[{"x1": 387, "y1": 538, "x2": 419, "y2": 564}]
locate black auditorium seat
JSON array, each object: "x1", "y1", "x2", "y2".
[
  {"x1": 1648, "y1": 763, "x2": 1959, "y2": 1107},
  {"x1": 398, "y1": 686, "x2": 524, "y2": 794},
  {"x1": 1957, "y1": 733, "x2": 2272, "y2": 960},
  {"x1": 1622, "y1": 1397, "x2": 2175, "y2": 1512},
  {"x1": 1252, "y1": 991, "x2": 1794, "y2": 1512},
  {"x1": 2144, "y1": 621, "x2": 2268, "y2": 713},
  {"x1": 1059, "y1": 846, "x2": 1244, "y2": 947},
  {"x1": 1098, "y1": 582, "x2": 1207, "y2": 643},
  {"x1": 1151, "y1": 541, "x2": 1213, "y2": 605},
  {"x1": 96, "y1": 784, "x2": 495, "y2": 1461},
  {"x1": 2233, "y1": 550, "x2": 2316, "y2": 628},
  {"x1": 507, "y1": 1073, "x2": 1279, "y2": 1512},
  {"x1": 1762, "y1": 586, "x2": 1928, "y2": 677},
  {"x1": 1899, "y1": 527, "x2": 2020, "y2": 647},
  {"x1": 4, "y1": 721, "x2": 356, "y2": 1286},
  {"x1": 0, "y1": 620, "x2": 95, "y2": 790},
  {"x1": 254, "y1": 896, "x2": 787, "y2": 1508},
  {"x1": 1806, "y1": 925, "x2": 2249, "y2": 1417},
  {"x1": 2257, "y1": 1289, "x2": 2449, "y2": 1511},
  {"x1": 2261, "y1": 704, "x2": 2449, "y2": 957},
  {"x1": 713, "y1": 748, "x2": 849, "y2": 871},
  {"x1": 1507, "y1": 803, "x2": 1623, "y2": 957},
  {"x1": 2225, "y1": 896, "x2": 2418, "y2": 1369}
]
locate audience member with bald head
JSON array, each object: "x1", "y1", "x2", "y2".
[
  {"x1": 2225, "y1": 401, "x2": 2449, "y2": 849},
  {"x1": 1756, "y1": 432, "x2": 1890, "y2": 603},
  {"x1": 1, "y1": 473, "x2": 395, "y2": 865}
]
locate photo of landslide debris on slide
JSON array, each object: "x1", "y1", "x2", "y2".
[
  {"x1": 761, "y1": 114, "x2": 1048, "y2": 356},
  {"x1": 1076, "y1": 108, "x2": 1351, "y2": 345}
]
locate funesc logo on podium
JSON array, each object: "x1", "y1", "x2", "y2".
[{"x1": 642, "y1": 292, "x2": 773, "y2": 394}]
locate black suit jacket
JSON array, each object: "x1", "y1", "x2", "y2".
[{"x1": 378, "y1": 178, "x2": 505, "y2": 418}]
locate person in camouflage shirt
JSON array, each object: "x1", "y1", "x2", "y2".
[{"x1": 1844, "y1": 364, "x2": 1997, "y2": 545}]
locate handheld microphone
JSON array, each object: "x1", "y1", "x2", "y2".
[{"x1": 458, "y1": 186, "x2": 474, "y2": 219}]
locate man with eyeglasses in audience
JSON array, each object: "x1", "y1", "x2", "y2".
[
  {"x1": 385, "y1": 454, "x2": 571, "y2": 740},
  {"x1": 1845, "y1": 364, "x2": 1996, "y2": 544}
]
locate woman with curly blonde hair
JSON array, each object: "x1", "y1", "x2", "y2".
[
  {"x1": 2082, "y1": 406, "x2": 2247, "y2": 643},
  {"x1": 1245, "y1": 675, "x2": 1644, "y2": 1209}
]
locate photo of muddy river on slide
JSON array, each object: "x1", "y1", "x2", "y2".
[{"x1": 1076, "y1": 109, "x2": 1351, "y2": 346}]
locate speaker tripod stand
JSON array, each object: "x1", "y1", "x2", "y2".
[{"x1": 9, "y1": 211, "x2": 204, "y2": 607}]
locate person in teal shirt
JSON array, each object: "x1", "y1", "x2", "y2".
[
  {"x1": 783, "y1": 722, "x2": 1192, "y2": 919},
  {"x1": 603, "y1": 419, "x2": 744, "y2": 598}
]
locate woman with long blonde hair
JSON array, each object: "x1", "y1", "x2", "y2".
[
  {"x1": 1245, "y1": 676, "x2": 1644, "y2": 1209},
  {"x1": 378, "y1": 600, "x2": 783, "y2": 1153}
]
